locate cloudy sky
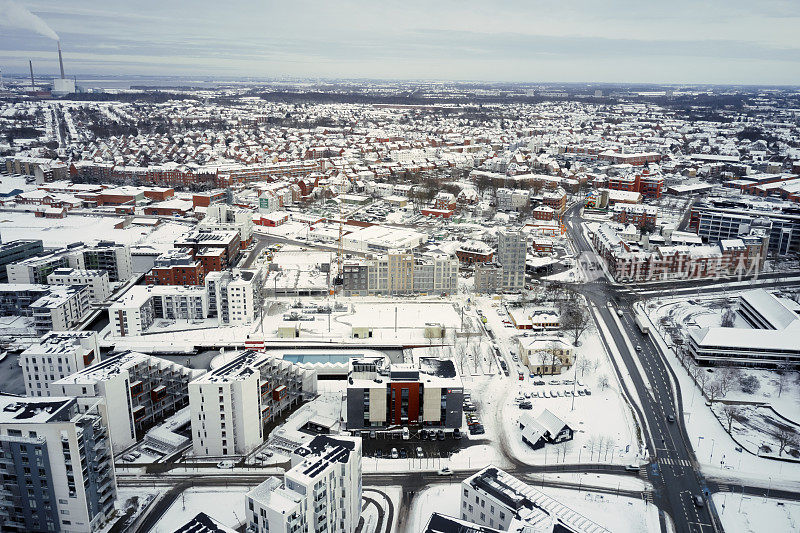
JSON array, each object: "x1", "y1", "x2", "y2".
[{"x1": 1, "y1": 0, "x2": 798, "y2": 85}]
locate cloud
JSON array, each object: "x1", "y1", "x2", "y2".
[{"x1": 0, "y1": 0, "x2": 59, "y2": 40}]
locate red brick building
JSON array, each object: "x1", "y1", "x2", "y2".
[
  {"x1": 174, "y1": 229, "x2": 241, "y2": 270},
  {"x1": 144, "y1": 250, "x2": 205, "y2": 285}
]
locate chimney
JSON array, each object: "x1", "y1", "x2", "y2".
[
  {"x1": 29, "y1": 60, "x2": 35, "y2": 91},
  {"x1": 57, "y1": 41, "x2": 65, "y2": 79}
]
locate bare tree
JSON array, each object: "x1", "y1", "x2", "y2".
[
  {"x1": 537, "y1": 350, "x2": 550, "y2": 375},
  {"x1": 721, "y1": 404, "x2": 739, "y2": 433},
  {"x1": 576, "y1": 357, "x2": 592, "y2": 377},
  {"x1": 718, "y1": 367, "x2": 742, "y2": 396},
  {"x1": 559, "y1": 299, "x2": 591, "y2": 346},
  {"x1": 707, "y1": 379, "x2": 724, "y2": 402},
  {"x1": 720, "y1": 307, "x2": 737, "y2": 327},
  {"x1": 598, "y1": 374, "x2": 610, "y2": 390},
  {"x1": 774, "y1": 427, "x2": 798, "y2": 457}
]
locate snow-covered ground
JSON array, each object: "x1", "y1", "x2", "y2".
[
  {"x1": 149, "y1": 486, "x2": 249, "y2": 532},
  {"x1": 713, "y1": 493, "x2": 800, "y2": 533},
  {"x1": 473, "y1": 296, "x2": 641, "y2": 467},
  {"x1": 405, "y1": 481, "x2": 659, "y2": 533}
]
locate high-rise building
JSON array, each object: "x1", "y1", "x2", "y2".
[
  {"x1": 51, "y1": 351, "x2": 204, "y2": 452},
  {"x1": 188, "y1": 350, "x2": 317, "y2": 457},
  {"x1": 245, "y1": 435, "x2": 362, "y2": 533},
  {"x1": 497, "y1": 231, "x2": 526, "y2": 291},
  {"x1": 0, "y1": 395, "x2": 117, "y2": 532}
]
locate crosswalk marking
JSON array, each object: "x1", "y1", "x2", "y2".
[
  {"x1": 718, "y1": 484, "x2": 730, "y2": 492},
  {"x1": 658, "y1": 457, "x2": 691, "y2": 467}
]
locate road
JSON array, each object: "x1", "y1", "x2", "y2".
[{"x1": 559, "y1": 201, "x2": 800, "y2": 533}]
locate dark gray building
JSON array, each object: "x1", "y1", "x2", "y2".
[{"x1": 0, "y1": 395, "x2": 116, "y2": 532}]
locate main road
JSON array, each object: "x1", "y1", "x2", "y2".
[{"x1": 561, "y1": 201, "x2": 782, "y2": 532}]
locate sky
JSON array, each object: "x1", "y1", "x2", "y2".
[{"x1": 0, "y1": 0, "x2": 799, "y2": 85}]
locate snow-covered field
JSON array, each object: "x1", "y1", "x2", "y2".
[
  {"x1": 405, "y1": 481, "x2": 659, "y2": 533},
  {"x1": 713, "y1": 493, "x2": 800, "y2": 533}
]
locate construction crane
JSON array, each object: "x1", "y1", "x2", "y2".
[{"x1": 334, "y1": 199, "x2": 344, "y2": 294}]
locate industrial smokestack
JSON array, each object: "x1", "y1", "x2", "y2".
[
  {"x1": 29, "y1": 60, "x2": 35, "y2": 90},
  {"x1": 57, "y1": 41, "x2": 65, "y2": 79}
]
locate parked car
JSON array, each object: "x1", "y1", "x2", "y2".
[
  {"x1": 391, "y1": 448, "x2": 399, "y2": 459},
  {"x1": 375, "y1": 449, "x2": 382, "y2": 459},
  {"x1": 402, "y1": 427, "x2": 410, "y2": 440},
  {"x1": 437, "y1": 467, "x2": 453, "y2": 476},
  {"x1": 399, "y1": 449, "x2": 408, "y2": 459},
  {"x1": 584, "y1": 389, "x2": 592, "y2": 396},
  {"x1": 437, "y1": 430, "x2": 446, "y2": 440},
  {"x1": 453, "y1": 429, "x2": 462, "y2": 440},
  {"x1": 216, "y1": 460, "x2": 235, "y2": 469},
  {"x1": 416, "y1": 446, "x2": 424, "y2": 458},
  {"x1": 470, "y1": 425, "x2": 485, "y2": 435},
  {"x1": 519, "y1": 401, "x2": 532, "y2": 410}
]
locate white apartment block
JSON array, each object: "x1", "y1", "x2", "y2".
[
  {"x1": 342, "y1": 252, "x2": 458, "y2": 296},
  {"x1": 0, "y1": 395, "x2": 117, "y2": 533},
  {"x1": 109, "y1": 285, "x2": 209, "y2": 337},
  {"x1": 200, "y1": 204, "x2": 255, "y2": 245},
  {"x1": 31, "y1": 285, "x2": 91, "y2": 335},
  {"x1": 20, "y1": 330, "x2": 101, "y2": 397},
  {"x1": 47, "y1": 267, "x2": 112, "y2": 302},
  {"x1": 205, "y1": 267, "x2": 265, "y2": 326},
  {"x1": 189, "y1": 350, "x2": 317, "y2": 457},
  {"x1": 51, "y1": 351, "x2": 204, "y2": 452},
  {"x1": 246, "y1": 435, "x2": 362, "y2": 533}
]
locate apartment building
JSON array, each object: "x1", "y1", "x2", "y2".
[
  {"x1": 592, "y1": 223, "x2": 768, "y2": 283},
  {"x1": 47, "y1": 268, "x2": 111, "y2": 302},
  {"x1": 610, "y1": 203, "x2": 657, "y2": 227},
  {"x1": 473, "y1": 263, "x2": 502, "y2": 294},
  {"x1": 497, "y1": 231, "x2": 526, "y2": 291},
  {"x1": 0, "y1": 395, "x2": 116, "y2": 533},
  {"x1": 108, "y1": 285, "x2": 209, "y2": 337},
  {"x1": 189, "y1": 350, "x2": 317, "y2": 456},
  {"x1": 0, "y1": 239, "x2": 44, "y2": 282},
  {"x1": 79, "y1": 241, "x2": 133, "y2": 283},
  {"x1": 342, "y1": 252, "x2": 458, "y2": 296},
  {"x1": 144, "y1": 250, "x2": 205, "y2": 286},
  {"x1": 175, "y1": 229, "x2": 241, "y2": 270},
  {"x1": 20, "y1": 331, "x2": 101, "y2": 397},
  {"x1": 495, "y1": 188, "x2": 528, "y2": 211},
  {"x1": 205, "y1": 267, "x2": 266, "y2": 325},
  {"x1": 7, "y1": 251, "x2": 70, "y2": 284},
  {"x1": 199, "y1": 204, "x2": 255, "y2": 247},
  {"x1": 458, "y1": 467, "x2": 609, "y2": 532},
  {"x1": 245, "y1": 435, "x2": 362, "y2": 533},
  {"x1": 31, "y1": 285, "x2": 91, "y2": 335},
  {"x1": 345, "y1": 356, "x2": 463, "y2": 432},
  {"x1": 52, "y1": 351, "x2": 204, "y2": 451}
]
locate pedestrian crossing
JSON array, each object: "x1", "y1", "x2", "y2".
[
  {"x1": 717, "y1": 484, "x2": 730, "y2": 492},
  {"x1": 658, "y1": 457, "x2": 692, "y2": 467}
]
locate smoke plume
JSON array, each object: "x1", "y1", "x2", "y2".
[{"x1": 0, "y1": 1, "x2": 59, "y2": 41}]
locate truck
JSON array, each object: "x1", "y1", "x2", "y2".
[{"x1": 634, "y1": 315, "x2": 650, "y2": 335}]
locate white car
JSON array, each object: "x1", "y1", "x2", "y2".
[
  {"x1": 437, "y1": 467, "x2": 453, "y2": 476},
  {"x1": 216, "y1": 460, "x2": 235, "y2": 469}
]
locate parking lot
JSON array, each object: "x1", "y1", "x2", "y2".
[{"x1": 360, "y1": 429, "x2": 486, "y2": 459}]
